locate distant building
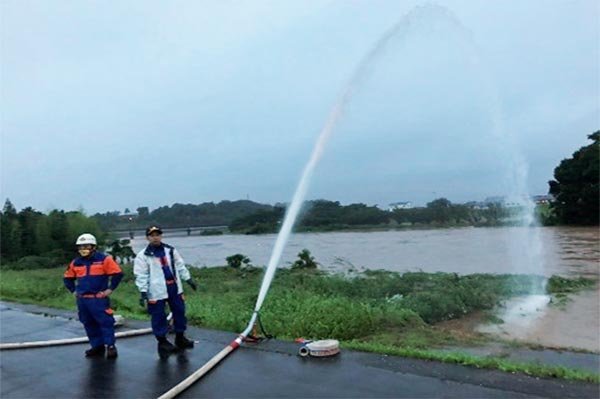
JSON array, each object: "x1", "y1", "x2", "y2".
[
  {"x1": 464, "y1": 201, "x2": 488, "y2": 210},
  {"x1": 483, "y1": 195, "x2": 552, "y2": 208},
  {"x1": 531, "y1": 194, "x2": 554, "y2": 205},
  {"x1": 482, "y1": 196, "x2": 523, "y2": 208},
  {"x1": 388, "y1": 201, "x2": 413, "y2": 211},
  {"x1": 483, "y1": 196, "x2": 505, "y2": 205}
]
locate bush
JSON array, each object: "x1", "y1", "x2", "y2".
[
  {"x1": 261, "y1": 291, "x2": 381, "y2": 339},
  {"x1": 400, "y1": 290, "x2": 468, "y2": 323},
  {"x1": 226, "y1": 254, "x2": 251, "y2": 269},
  {"x1": 547, "y1": 275, "x2": 595, "y2": 293},
  {"x1": 291, "y1": 249, "x2": 318, "y2": 270}
]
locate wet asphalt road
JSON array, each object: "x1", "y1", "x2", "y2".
[{"x1": 1, "y1": 302, "x2": 598, "y2": 399}]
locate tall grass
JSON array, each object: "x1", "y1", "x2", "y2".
[{"x1": 0, "y1": 265, "x2": 592, "y2": 341}]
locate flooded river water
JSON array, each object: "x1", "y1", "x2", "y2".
[{"x1": 131, "y1": 226, "x2": 598, "y2": 277}]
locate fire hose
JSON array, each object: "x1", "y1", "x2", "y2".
[
  {"x1": 0, "y1": 327, "x2": 153, "y2": 350},
  {"x1": 0, "y1": 313, "x2": 172, "y2": 350}
]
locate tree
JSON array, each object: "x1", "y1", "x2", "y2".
[
  {"x1": 18, "y1": 207, "x2": 43, "y2": 256},
  {"x1": 1, "y1": 200, "x2": 20, "y2": 259},
  {"x1": 7, "y1": 220, "x2": 23, "y2": 260},
  {"x1": 426, "y1": 198, "x2": 452, "y2": 224},
  {"x1": 48, "y1": 210, "x2": 70, "y2": 259},
  {"x1": 137, "y1": 207, "x2": 149, "y2": 217},
  {"x1": 107, "y1": 239, "x2": 135, "y2": 264},
  {"x1": 548, "y1": 131, "x2": 599, "y2": 225},
  {"x1": 3, "y1": 199, "x2": 17, "y2": 216}
]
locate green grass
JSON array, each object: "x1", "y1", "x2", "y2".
[
  {"x1": 344, "y1": 341, "x2": 600, "y2": 383},
  {"x1": 0, "y1": 265, "x2": 597, "y2": 383}
]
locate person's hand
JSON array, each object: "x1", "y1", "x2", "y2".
[
  {"x1": 139, "y1": 292, "x2": 148, "y2": 307},
  {"x1": 186, "y1": 279, "x2": 198, "y2": 291},
  {"x1": 97, "y1": 289, "x2": 113, "y2": 298}
]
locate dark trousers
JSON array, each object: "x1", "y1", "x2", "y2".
[
  {"x1": 147, "y1": 283, "x2": 187, "y2": 337},
  {"x1": 77, "y1": 297, "x2": 115, "y2": 347}
]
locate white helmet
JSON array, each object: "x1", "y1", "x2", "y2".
[{"x1": 75, "y1": 233, "x2": 97, "y2": 246}]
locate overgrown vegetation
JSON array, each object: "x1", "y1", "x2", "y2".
[
  {"x1": 0, "y1": 265, "x2": 593, "y2": 341},
  {"x1": 0, "y1": 264, "x2": 596, "y2": 381}
]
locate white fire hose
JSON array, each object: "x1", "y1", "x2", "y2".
[
  {"x1": 0, "y1": 327, "x2": 153, "y2": 350},
  {"x1": 0, "y1": 312, "x2": 172, "y2": 350},
  {"x1": 297, "y1": 340, "x2": 340, "y2": 358}
]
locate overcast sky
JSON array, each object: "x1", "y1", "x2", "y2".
[{"x1": 1, "y1": 0, "x2": 598, "y2": 214}]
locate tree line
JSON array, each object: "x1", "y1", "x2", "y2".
[
  {"x1": 0, "y1": 199, "x2": 104, "y2": 267},
  {"x1": 228, "y1": 198, "x2": 517, "y2": 234},
  {"x1": 92, "y1": 200, "x2": 272, "y2": 231}
]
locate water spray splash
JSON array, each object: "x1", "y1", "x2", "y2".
[{"x1": 422, "y1": 6, "x2": 548, "y2": 321}]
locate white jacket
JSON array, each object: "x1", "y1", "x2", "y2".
[{"x1": 134, "y1": 243, "x2": 191, "y2": 300}]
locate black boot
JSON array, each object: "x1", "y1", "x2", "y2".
[
  {"x1": 157, "y1": 336, "x2": 178, "y2": 356},
  {"x1": 85, "y1": 345, "x2": 106, "y2": 357},
  {"x1": 106, "y1": 345, "x2": 118, "y2": 359},
  {"x1": 175, "y1": 332, "x2": 194, "y2": 349}
]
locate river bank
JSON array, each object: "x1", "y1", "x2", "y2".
[{"x1": 0, "y1": 265, "x2": 597, "y2": 382}]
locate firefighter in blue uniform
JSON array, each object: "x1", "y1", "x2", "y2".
[
  {"x1": 134, "y1": 226, "x2": 198, "y2": 355},
  {"x1": 64, "y1": 233, "x2": 123, "y2": 358}
]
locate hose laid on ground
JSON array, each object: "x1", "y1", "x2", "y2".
[
  {"x1": 0, "y1": 312, "x2": 172, "y2": 350},
  {"x1": 0, "y1": 327, "x2": 153, "y2": 350},
  {"x1": 157, "y1": 312, "x2": 258, "y2": 399}
]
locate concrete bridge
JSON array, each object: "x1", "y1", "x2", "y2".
[{"x1": 111, "y1": 225, "x2": 229, "y2": 239}]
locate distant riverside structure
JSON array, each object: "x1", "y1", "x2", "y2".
[
  {"x1": 388, "y1": 201, "x2": 413, "y2": 211},
  {"x1": 119, "y1": 212, "x2": 138, "y2": 221},
  {"x1": 464, "y1": 195, "x2": 555, "y2": 210},
  {"x1": 531, "y1": 195, "x2": 554, "y2": 205}
]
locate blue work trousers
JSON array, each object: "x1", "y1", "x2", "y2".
[
  {"x1": 77, "y1": 297, "x2": 115, "y2": 348},
  {"x1": 147, "y1": 283, "x2": 187, "y2": 337}
]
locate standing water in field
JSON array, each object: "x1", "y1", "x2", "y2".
[{"x1": 251, "y1": 5, "x2": 544, "y2": 320}]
